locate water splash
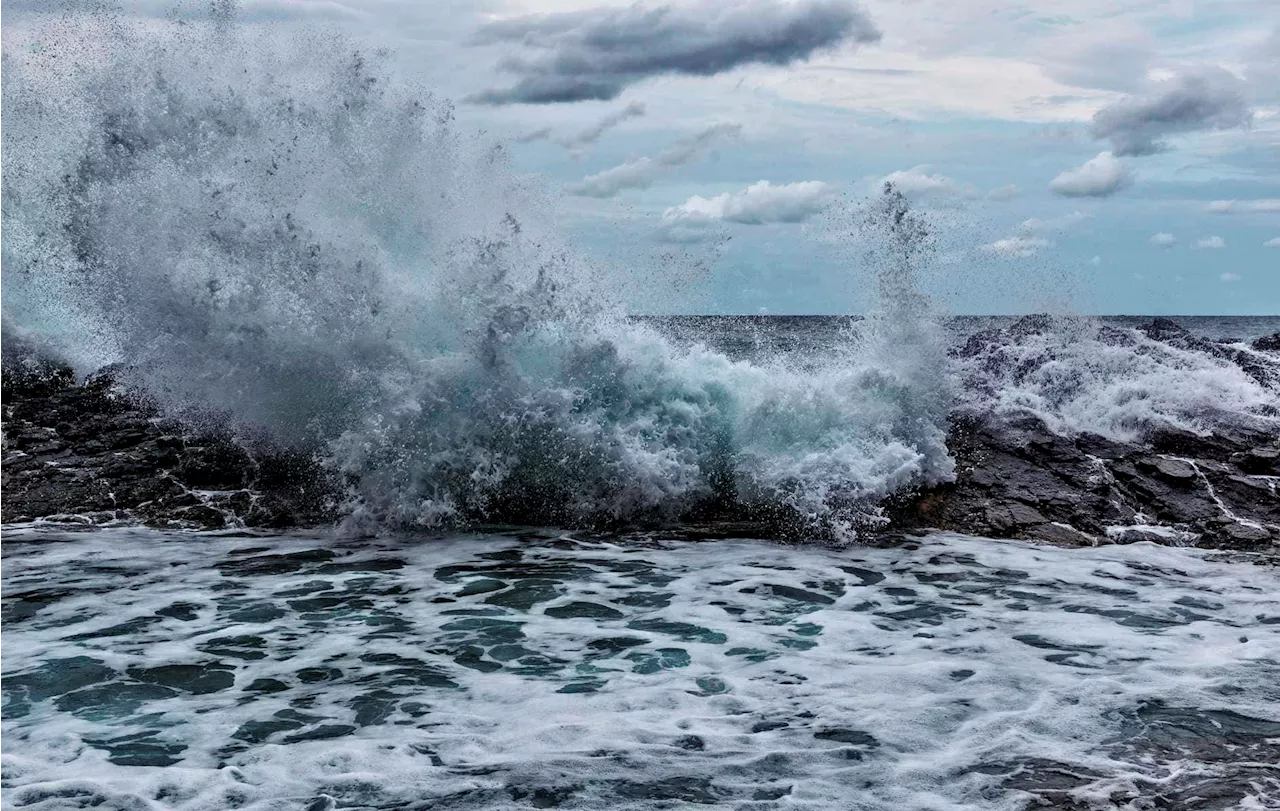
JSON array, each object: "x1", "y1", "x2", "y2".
[{"x1": 2, "y1": 7, "x2": 953, "y2": 539}]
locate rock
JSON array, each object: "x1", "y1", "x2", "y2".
[
  {"x1": 1254, "y1": 332, "x2": 1280, "y2": 352},
  {"x1": 4, "y1": 343, "x2": 1276, "y2": 551},
  {"x1": 1026, "y1": 523, "x2": 1097, "y2": 547},
  {"x1": 890, "y1": 411, "x2": 1279, "y2": 551},
  {"x1": 1220, "y1": 522, "x2": 1273, "y2": 548},
  {"x1": 1137, "y1": 456, "x2": 1198, "y2": 482},
  {"x1": 1233, "y1": 446, "x2": 1280, "y2": 476},
  {"x1": 2, "y1": 360, "x2": 337, "y2": 529}
]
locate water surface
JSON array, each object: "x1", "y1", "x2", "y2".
[{"x1": 3, "y1": 528, "x2": 1277, "y2": 810}]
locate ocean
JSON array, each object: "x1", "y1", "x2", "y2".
[
  {"x1": 4, "y1": 525, "x2": 1279, "y2": 810},
  {"x1": 3, "y1": 9, "x2": 1279, "y2": 811}
]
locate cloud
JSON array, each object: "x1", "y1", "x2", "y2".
[
  {"x1": 1265, "y1": 237, "x2": 1280, "y2": 248},
  {"x1": 1017, "y1": 210, "x2": 1090, "y2": 233},
  {"x1": 1090, "y1": 66, "x2": 1252, "y2": 156},
  {"x1": 1038, "y1": 27, "x2": 1154, "y2": 93},
  {"x1": 1220, "y1": 272, "x2": 1241, "y2": 282},
  {"x1": 986, "y1": 184, "x2": 1021, "y2": 201},
  {"x1": 515, "y1": 127, "x2": 553, "y2": 143},
  {"x1": 1090, "y1": 255, "x2": 1101, "y2": 266},
  {"x1": 1207, "y1": 198, "x2": 1280, "y2": 213},
  {"x1": 514, "y1": 100, "x2": 645, "y2": 149},
  {"x1": 1194, "y1": 236, "x2": 1225, "y2": 249},
  {"x1": 1149, "y1": 232, "x2": 1177, "y2": 247},
  {"x1": 567, "y1": 122, "x2": 741, "y2": 197},
  {"x1": 978, "y1": 236, "x2": 1052, "y2": 258},
  {"x1": 561, "y1": 101, "x2": 648, "y2": 148},
  {"x1": 1049, "y1": 151, "x2": 1131, "y2": 198},
  {"x1": 663, "y1": 180, "x2": 835, "y2": 226},
  {"x1": 470, "y1": 0, "x2": 881, "y2": 104},
  {"x1": 878, "y1": 165, "x2": 972, "y2": 198},
  {"x1": 514, "y1": 102, "x2": 648, "y2": 150}
]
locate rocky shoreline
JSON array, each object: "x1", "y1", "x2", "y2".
[
  {"x1": 1, "y1": 361, "x2": 337, "y2": 531},
  {"x1": 4, "y1": 318, "x2": 1278, "y2": 550}
]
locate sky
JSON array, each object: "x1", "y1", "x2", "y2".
[{"x1": 11, "y1": 0, "x2": 1280, "y2": 314}]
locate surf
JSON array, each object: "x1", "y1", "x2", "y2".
[{"x1": 1, "y1": 6, "x2": 953, "y2": 540}]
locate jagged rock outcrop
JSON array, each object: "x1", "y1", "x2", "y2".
[
  {"x1": 891, "y1": 414, "x2": 1279, "y2": 550},
  {"x1": 3, "y1": 318, "x2": 1278, "y2": 549},
  {"x1": 892, "y1": 317, "x2": 1280, "y2": 550},
  {"x1": 2, "y1": 364, "x2": 336, "y2": 529}
]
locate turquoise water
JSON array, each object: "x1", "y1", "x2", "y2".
[{"x1": 3, "y1": 527, "x2": 1277, "y2": 810}]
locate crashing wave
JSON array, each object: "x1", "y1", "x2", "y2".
[
  {"x1": 952, "y1": 315, "x2": 1280, "y2": 441},
  {"x1": 2, "y1": 7, "x2": 953, "y2": 539}
]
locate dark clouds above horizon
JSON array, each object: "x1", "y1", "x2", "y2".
[
  {"x1": 1091, "y1": 66, "x2": 1253, "y2": 157},
  {"x1": 468, "y1": 0, "x2": 879, "y2": 104}
]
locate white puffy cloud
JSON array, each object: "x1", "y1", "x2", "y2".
[
  {"x1": 1195, "y1": 236, "x2": 1226, "y2": 249},
  {"x1": 877, "y1": 165, "x2": 973, "y2": 198},
  {"x1": 978, "y1": 236, "x2": 1052, "y2": 258},
  {"x1": 1149, "y1": 232, "x2": 1177, "y2": 247},
  {"x1": 1049, "y1": 152, "x2": 1131, "y2": 198},
  {"x1": 1220, "y1": 272, "x2": 1241, "y2": 281},
  {"x1": 663, "y1": 180, "x2": 836, "y2": 225},
  {"x1": 1207, "y1": 199, "x2": 1280, "y2": 213},
  {"x1": 1265, "y1": 237, "x2": 1280, "y2": 248}
]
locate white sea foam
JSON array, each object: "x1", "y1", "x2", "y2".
[
  {"x1": 2, "y1": 9, "x2": 951, "y2": 539},
  {"x1": 2, "y1": 527, "x2": 1277, "y2": 810},
  {"x1": 952, "y1": 317, "x2": 1280, "y2": 440}
]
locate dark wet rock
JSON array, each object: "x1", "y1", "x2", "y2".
[
  {"x1": 1255, "y1": 332, "x2": 1280, "y2": 352},
  {"x1": 895, "y1": 316, "x2": 1279, "y2": 550},
  {"x1": 2, "y1": 361, "x2": 337, "y2": 529},
  {"x1": 890, "y1": 412, "x2": 1279, "y2": 551},
  {"x1": 4, "y1": 327, "x2": 1276, "y2": 552}
]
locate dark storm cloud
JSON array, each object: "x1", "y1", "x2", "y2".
[
  {"x1": 1091, "y1": 66, "x2": 1252, "y2": 156},
  {"x1": 468, "y1": 0, "x2": 880, "y2": 105}
]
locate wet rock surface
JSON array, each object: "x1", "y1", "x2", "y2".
[
  {"x1": 894, "y1": 317, "x2": 1279, "y2": 550},
  {"x1": 2, "y1": 360, "x2": 336, "y2": 530},
  {"x1": 4, "y1": 317, "x2": 1277, "y2": 548},
  {"x1": 891, "y1": 413, "x2": 1279, "y2": 550}
]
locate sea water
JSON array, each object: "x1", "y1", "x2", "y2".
[
  {"x1": 3, "y1": 526, "x2": 1278, "y2": 810},
  {"x1": 3, "y1": 9, "x2": 1279, "y2": 809}
]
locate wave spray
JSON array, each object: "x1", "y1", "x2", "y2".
[{"x1": 2, "y1": 6, "x2": 953, "y2": 539}]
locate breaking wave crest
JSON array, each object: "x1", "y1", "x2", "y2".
[
  {"x1": 952, "y1": 315, "x2": 1280, "y2": 441},
  {"x1": 2, "y1": 8, "x2": 953, "y2": 538}
]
